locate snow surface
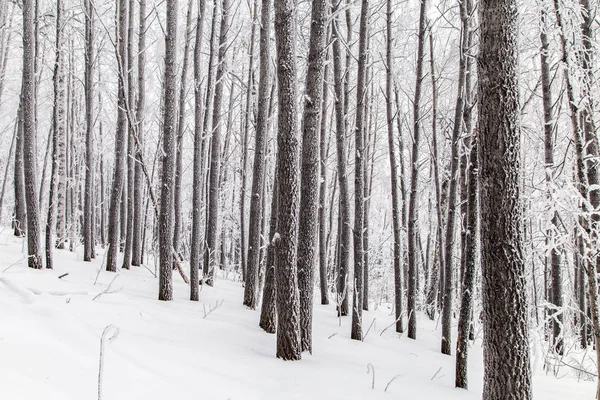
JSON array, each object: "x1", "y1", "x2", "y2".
[{"x1": 0, "y1": 228, "x2": 594, "y2": 399}]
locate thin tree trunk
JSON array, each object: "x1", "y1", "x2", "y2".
[
  {"x1": 173, "y1": 0, "x2": 193, "y2": 258},
  {"x1": 131, "y1": 0, "x2": 147, "y2": 267},
  {"x1": 244, "y1": 0, "x2": 272, "y2": 309},
  {"x1": 331, "y1": 0, "x2": 351, "y2": 317},
  {"x1": 191, "y1": 0, "x2": 207, "y2": 301},
  {"x1": 455, "y1": 134, "x2": 478, "y2": 389},
  {"x1": 205, "y1": 0, "x2": 229, "y2": 286},
  {"x1": 259, "y1": 167, "x2": 278, "y2": 334},
  {"x1": 106, "y1": 0, "x2": 128, "y2": 272},
  {"x1": 407, "y1": 0, "x2": 428, "y2": 340},
  {"x1": 158, "y1": 0, "x2": 178, "y2": 300},
  {"x1": 83, "y1": 0, "x2": 95, "y2": 262},
  {"x1": 0, "y1": 118, "x2": 17, "y2": 221},
  {"x1": 386, "y1": 0, "x2": 403, "y2": 333},
  {"x1": 13, "y1": 100, "x2": 26, "y2": 237},
  {"x1": 46, "y1": 0, "x2": 66, "y2": 270},
  {"x1": 21, "y1": 0, "x2": 42, "y2": 269}
]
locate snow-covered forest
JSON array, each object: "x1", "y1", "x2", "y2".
[{"x1": 0, "y1": 0, "x2": 599, "y2": 398}]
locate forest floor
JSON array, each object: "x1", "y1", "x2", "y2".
[{"x1": 0, "y1": 227, "x2": 595, "y2": 399}]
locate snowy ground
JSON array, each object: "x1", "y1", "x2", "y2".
[{"x1": 0, "y1": 228, "x2": 595, "y2": 399}]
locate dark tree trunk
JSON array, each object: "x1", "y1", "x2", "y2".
[
  {"x1": 407, "y1": 0, "x2": 428, "y2": 340},
  {"x1": 46, "y1": 0, "x2": 66, "y2": 270},
  {"x1": 13, "y1": 101, "x2": 26, "y2": 237},
  {"x1": 260, "y1": 168, "x2": 278, "y2": 334},
  {"x1": 350, "y1": 0, "x2": 368, "y2": 342},
  {"x1": 297, "y1": 0, "x2": 328, "y2": 352},
  {"x1": 331, "y1": 0, "x2": 351, "y2": 317},
  {"x1": 273, "y1": 0, "x2": 302, "y2": 361},
  {"x1": 386, "y1": 0, "x2": 403, "y2": 333},
  {"x1": 21, "y1": 0, "x2": 42, "y2": 269},
  {"x1": 173, "y1": 1, "x2": 194, "y2": 258},
  {"x1": 244, "y1": 0, "x2": 272, "y2": 309},
  {"x1": 106, "y1": 0, "x2": 129, "y2": 272},
  {"x1": 455, "y1": 134, "x2": 478, "y2": 389},
  {"x1": 158, "y1": 0, "x2": 178, "y2": 300},
  {"x1": 83, "y1": 0, "x2": 95, "y2": 262},
  {"x1": 131, "y1": 0, "x2": 147, "y2": 267},
  {"x1": 318, "y1": 36, "x2": 331, "y2": 306},
  {"x1": 205, "y1": 0, "x2": 230, "y2": 286},
  {"x1": 190, "y1": 0, "x2": 207, "y2": 301},
  {"x1": 479, "y1": 0, "x2": 532, "y2": 396}
]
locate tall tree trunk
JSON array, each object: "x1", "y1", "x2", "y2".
[
  {"x1": 539, "y1": 5, "x2": 562, "y2": 355},
  {"x1": 21, "y1": 0, "x2": 42, "y2": 269},
  {"x1": 441, "y1": 0, "x2": 469, "y2": 356},
  {"x1": 273, "y1": 0, "x2": 302, "y2": 361},
  {"x1": 191, "y1": 0, "x2": 207, "y2": 301},
  {"x1": 455, "y1": 134, "x2": 478, "y2": 389},
  {"x1": 173, "y1": 0, "x2": 194, "y2": 258},
  {"x1": 407, "y1": 0, "x2": 428, "y2": 340},
  {"x1": 260, "y1": 168, "x2": 278, "y2": 333},
  {"x1": 331, "y1": 0, "x2": 351, "y2": 317},
  {"x1": 350, "y1": 0, "x2": 369, "y2": 342},
  {"x1": 318, "y1": 37, "x2": 331, "y2": 306},
  {"x1": 46, "y1": 0, "x2": 66, "y2": 270},
  {"x1": 131, "y1": 0, "x2": 147, "y2": 267},
  {"x1": 106, "y1": 0, "x2": 128, "y2": 272},
  {"x1": 479, "y1": 0, "x2": 532, "y2": 396},
  {"x1": 83, "y1": 0, "x2": 95, "y2": 262},
  {"x1": 158, "y1": 0, "x2": 178, "y2": 300},
  {"x1": 240, "y1": 0, "x2": 259, "y2": 284},
  {"x1": 386, "y1": 0, "x2": 403, "y2": 333},
  {"x1": 205, "y1": 0, "x2": 230, "y2": 286},
  {"x1": 297, "y1": 0, "x2": 328, "y2": 353},
  {"x1": 244, "y1": 0, "x2": 272, "y2": 309},
  {"x1": 13, "y1": 100, "x2": 26, "y2": 237},
  {"x1": 0, "y1": 118, "x2": 17, "y2": 221}
]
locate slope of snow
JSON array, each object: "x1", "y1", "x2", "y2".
[{"x1": 0, "y1": 229, "x2": 594, "y2": 399}]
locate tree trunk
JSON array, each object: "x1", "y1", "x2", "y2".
[
  {"x1": 131, "y1": 0, "x2": 147, "y2": 267},
  {"x1": 244, "y1": 0, "x2": 272, "y2": 308},
  {"x1": 297, "y1": 0, "x2": 328, "y2": 352},
  {"x1": 158, "y1": 0, "x2": 178, "y2": 300},
  {"x1": 21, "y1": 0, "x2": 42, "y2": 269},
  {"x1": 106, "y1": 0, "x2": 128, "y2": 272},
  {"x1": 83, "y1": 0, "x2": 95, "y2": 262},
  {"x1": 205, "y1": 0, "x2": 230, "y2": 286},
  {"x1": 407, "y1": 0, "x2": 428, "y2": 340},
  {"x1": 331, "y1": 0, "x2": 351, "y2": 317},
  {"x1": 479, "y1": 0, "x2": 532, "y2": 396},
  {"x1": 173, "y1": 0, "x2": 194, "y2": 258},
  {"x1": 273, "y1": 0, "x2": 302, "y2": 361},
  {"x1": 190, "y1": 0, "x2": 207, "y2": 301},
  {"x1": 386, "y1": 0, "x2": 403, "y2": 333},
  {"x1": 260, "y1": 168, "x2": 278, "y2": 334},
  {"x1": 455, "y1": 134, "x2": 478, "y2": 389},
  {"x1": 46, "y1": 0, "x2": 66, "y2": 270}
]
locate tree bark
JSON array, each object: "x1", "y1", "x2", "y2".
[
  {"x1": 21, "y1": 0, "x2": 42, "y2": 269},
  {"x1": 244, "y1": 0, "x2": 272, "y2": 309},
  {"x1": 479, "y1": 0, "x2": 532, "y2": 396},
  {"x1": 273, "y1": 0, "x2": 302, "y2": 361},
  {"x1": 407, "y1": 0, "x2": 428, "y2": 340},
  {"x1": 83, "y1": 0, "x2": 95, "y2": 262},
  {"x1": 158, "y1": 0, "x2": 178, "y2": 300}
]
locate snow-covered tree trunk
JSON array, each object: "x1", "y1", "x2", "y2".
[{"x1": 83, "y1": 0, "x2": 95, "y2": 262}]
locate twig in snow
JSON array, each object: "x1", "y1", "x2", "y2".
[
  {"x1": 431, "y1": 367, "x2": 443, "y2": 380},
  {"x1": 385, "y1": 374, "x2": 403, "y2": 392},
  {"x1": 367, "y1": 363, "x2": 375, "y2": 389},
  {"x1": 1, "y1": 256, "x2": 27, "y2": 273},
  {"x1": 203, "y1": 299, "x2": 224, "y2": 319},
  {"x1": 380, "y1": 311, "x2": 406, "y2": 336},
  {"x1": 98, "y1": 325, "x2": 120, "y2": 400},
  {"x1": 328, "y1": 333, "x2": 338, "y2": 339},
  {"x1": 58, "y1": 273, "x2": 69, "y2": 279},
  {"x1": 362, "y1": 317, "x2": 376, "y2": 341},
  {"x1": 93, "y1": 249, "x2": 109, "y2": 286},
  {"x1": 93, "y1": 275, "x2": 120, "y2": 301}
]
